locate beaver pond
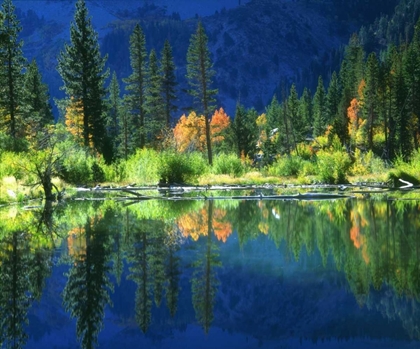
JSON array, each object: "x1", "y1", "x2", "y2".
[{"x1": 1, "y1": 187, "x2": 420, "y2": 349}]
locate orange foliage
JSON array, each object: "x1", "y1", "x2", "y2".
[
  {"x1": 210, "y1": 107, "x2": 230, "y2": 144},
  {"x1": 173, "y1": 108, "x2": 230, "y2": 153},
  {"x1": 347, "y1": 98, "x2": 360, "y2": 139}
]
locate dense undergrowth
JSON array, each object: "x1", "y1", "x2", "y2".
[{"x1": 2, "y1": 136, "x2": 420, "y2": 205}]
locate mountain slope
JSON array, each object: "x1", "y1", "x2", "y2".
[{"x1": 14, "y1": 0, "x2": 397, "y2": 117}]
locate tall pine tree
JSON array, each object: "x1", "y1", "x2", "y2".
[
  {"x1": 124, "y1": 24, "x2": 147, "y2": 149},
  {"x1": 313, "y1": 76, "x2": 327, "y2": 137},
  {"x1": 187, "y1": 21, "x2": 218, "y2": 165},
  {"x1": 57, "y1": 0, "x2": 108, "y2": 155},
  {"x1": 145, "y1": 49, "x2": 165, "y2": 143},
  {"x1": 0, "y1": 0, "x2": 26, "y2": 143},
  {"x1": 22, "y1": 59, "x2": 54, "y2": 142},
  {"x1": 160, "y1": 39, "x2": 177, "y2": 127}
]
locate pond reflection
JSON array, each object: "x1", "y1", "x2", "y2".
[{"x1": 0, "y1": 198, "x2": 419, "y2": 348}]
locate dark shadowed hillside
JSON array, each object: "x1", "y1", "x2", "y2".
[{"x1": 14, "y1": 0, "x2": 401, "y2": 117}]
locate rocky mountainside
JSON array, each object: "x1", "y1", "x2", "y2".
[{"x1": 14, "y1": 0, "x2": 395, "y2": 117}]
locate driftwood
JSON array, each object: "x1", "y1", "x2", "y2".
[{"x1": 70, "y1": 181, "x2": 420, "y2": 202}]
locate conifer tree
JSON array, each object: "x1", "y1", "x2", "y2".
[
  {"x1": 160, "y1": 39, "x2": 177, "y2": 127},
  {"x1": 124, "y1": 24, "x2": 147, "y2": 149},
  {"x1": 187, "y1": 21, "x2": 218, "y2": 165},
  {"x1": 299, "y1": 87, "x2": 312, "y2": 136},
  {"x1": 0, "y1": 0, "x2": 26, "y2": 143},
  {"x1": 145, "y1": 49, "x2": 165, "y2": 142},
  {"x1": 313, "y1": 76, "x2": 327, "y2": 137},
  {"x1": 22, "y1": 59, "x2": 54, "y2": 141},
  {"x1": 288, "y1": 84, "x2": 306, "y2": 149},
  {"x1": 106, "y1": 71, "x2": 122, "y2": 160},
  {"x1": 57, "y1": 0, "x2": 108, "y2": 154},
  {"x1": 363, "y1": 52, "x2": 380, "y2": 150},
  {"x1": 403, "y1": 20, "x2": 420, "y2": 150},
  {"x1": 326, "y1": 71, "x2": 340, "y2": 126},
  {"x1": 337, "y1": 34, "x2": 364, "y2": 145},
  {"x1": 232, "y1": 104, "x2": 258, "y2": 158}
]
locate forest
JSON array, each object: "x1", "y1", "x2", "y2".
[{"x1": 1, "y1": 0, "x2": 420, "y2": 203}]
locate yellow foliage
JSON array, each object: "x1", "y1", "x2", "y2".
[{"x1": 173, "y1": 108, "x2": 231, "y2": 153}]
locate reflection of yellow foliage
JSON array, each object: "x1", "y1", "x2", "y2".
[
  {"x1": 177, "y1": 208, "x2": 232, "y2": 242},
  {"x1": 258, "y1": 222, "x2": 269, "y2": 235},
  {"x1": 177, "y1": 208, "x2": 207, "y2": 241},
  {"x1": 67, "y1": 226, "x2": 86, "y2": 258}
]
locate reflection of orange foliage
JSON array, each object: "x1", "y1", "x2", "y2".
[
  {"x1": 349, "y1": 209, "x2": 369, "y2": 264},
  {"x1": 67, "y1": 226, "x2": 86, "y2": 258},
  {"x1": 350, "y1": 225, "x2": 362, "y2": 249},
  {"x1": 177, "y1": 208, "x2": 232, "y2": 242},
  {"x1": 212, "y1": 209, "x2": 232, "y2": 242}
]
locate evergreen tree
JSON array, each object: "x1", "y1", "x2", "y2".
[
  {"x1": 363, "y1": 52, "x2": 380, "y2": 150},
  {"x1": 231, "y1": 103, "x2": 258, "y2": 158},
  {"x1": 105, "y1": 71, "x2": 122, "y2": 161},
  {"x1": 187, "y1": 21, "x2": 218, "y2": 165},
  {"x1": 313, "y1": 76, "x2": 327, "y2": 137},
  {"x1": 0, "y1": 0, "x2": 26, "y2": 143},
  {"x1": 288, "y1": 84, "x2": 306, "y2": 149},
  {"x1": 160, "y1": 39, "x2": 177, "y2": 127},
  {"x1": 403, "y1": 20, "x2": 420, "y2": 150},
  {"x1": 124, "y1": 24, "x2": 147, "y2": 149},
  {"x1": 22, "y1": 59, "x2": 54, "y2": 141},
  {"x1": 326, "y1": 71, "x2": 340, "y2": 126},
  {"x1": 145, "y1": 49, "x2": 165, "y2": 143},
  {"x1": 57, "y1": 0, "x2": 109, "y2": 154},
  {"x1": 389, "y1": 47, "x2": 409, "y2": 160},
  {"x1": 337, "y1": 34, "x2": 364, "y2": 144},
  {"x1": 299, "y1": 87, "x2": 312, "y2": 137}
]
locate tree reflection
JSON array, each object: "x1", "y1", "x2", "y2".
[
  {"x1": 0, "y1": 202, "x2": 58, "y2": 349},
  {"x1": 63, "y1": 211, "x2": 113, "y2": 349},
  {"x1": 190, "y1": 201, "x2": 222, "y2": 334},
  {"x1": 0, "y1": 231, "x2": 32, "y2": 349}
]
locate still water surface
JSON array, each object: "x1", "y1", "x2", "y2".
[{"x1": 1, "y1": 198, "x2": 420, "y2": 349}]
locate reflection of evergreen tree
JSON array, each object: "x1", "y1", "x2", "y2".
[
  {"x1": 127, "y1": 224, "x2": 153, "y2": 333},
  {"x1": 127, "y1": 219, "x2": 169, "y2": 332},
  {"x1": 191, "y1": 201, "x2": 221, "y2": 334},
  {"x1": 0, "y1": 232, "x2": 32, "y2": 349},
  {"x1": 28, "y1": 248, "x2": 53, "y2": 301},
  {"x1": 164, "y1": 226, "x2": 181, "y2": 318},
  {"x1": 149, "y1": 223, "x2": 166, "y2": 307},
  {"x1": 62, "y1": 214, "x2": 113, "y2": 349}
]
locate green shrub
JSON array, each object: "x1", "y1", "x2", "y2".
[
  {"x1": 212, "y1": 153, "x2": 244, "y2": 177},
  {"x1": 351, "y1": 149, "x2": 387, "y2": 176},
  {"x1": 91, "y1": 162, "x2": 105, "y2": 183},
  {"x1": 316, "y1": 149, "x2": 351, "y2": 184},
  {"x1": 268, "y1": 155, "x2": 303, "y2": 177},
  {"x1": 158, "y1": 151, "x2": 207, "y2": 184},
  {"x1": 59, "y1": 149, "x2": 93, "y2": 184},
  {"x1": 125, "y1": 149, "x2": 160, "y2": 184}
]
